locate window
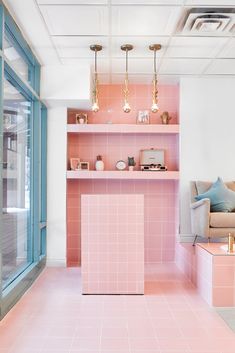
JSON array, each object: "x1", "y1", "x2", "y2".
[
  {"x1": 0, "y1": 5, "x2": 47, "y2": 319},
  {"x1": 2, "y1": 75, "x2": 32, "y2": 288},
  {"x1": 3, "y1": 13, "x2": 40, "y2": 94},
  {"x1": 3, "y1": 34, "x2": 30, "y2": 84}
]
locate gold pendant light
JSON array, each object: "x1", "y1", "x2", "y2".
[
  {"x1": 149, "y1": 44, "x2": 161, "y2": 113},
  {"x1": 121, "y1": 44, "x2": 133, "y2": 113},
  {"x1": 90, "y1": 44, "x2": 102, "y2": 113}
]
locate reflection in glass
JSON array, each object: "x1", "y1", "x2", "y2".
[
  {"x1": 3, "y1": 34, "x2": 30, "y2": 84},
  {"x1": 2, "y1": 77, "x2": 32, "y2": 288}
]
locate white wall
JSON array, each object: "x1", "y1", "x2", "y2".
[
  {"x1": 180, "y1": 77, "x2": 235, "y2": 240},
  {"x1": 41, "y1": 65, "x2": 91, "y2": 109},
  {"x1": 47, "y1": 107, "x2": 67, "y2": 266},
  {"x1": 42, "y1": 63, "x2": 93, "y2": 266}
]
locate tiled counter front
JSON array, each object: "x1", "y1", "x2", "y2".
[
  {"x1": 196, "y1": 243, "x2": 235, "y2": 307},
  {"x1": 81, "y1": 194, "x2": 144, "y2": 294}
]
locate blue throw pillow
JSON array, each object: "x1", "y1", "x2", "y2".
[{"x1": 195, "y1": 177, "x2": 235, "y2": 212}]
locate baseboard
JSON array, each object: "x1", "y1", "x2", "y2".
[
  {"x1": 46, "y1": 258, "x2": 66, "y2": 267},
  {"x1": 178, "y1": 234, "x2": 227, "y2": 243},
  {"x1": 178, "y1": 234, "x2": 195, "y2": 243}
]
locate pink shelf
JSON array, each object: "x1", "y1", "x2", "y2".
[
  {"x1": 67, "y1": 124, "x2": 179, "y2": 134},
  {"x1": 67, "y1": 170, "x2": 179, "y2": 180}
]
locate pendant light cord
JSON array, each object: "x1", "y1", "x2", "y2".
[
  {"x1": 153, "y1": 48, "x2": 158, "y2": 102},
  {"x1": 124, "y1": 48, "x2": 129, "y2": 103},
  {"x1": 95, "y1": 49, "x2": 97, "y2": 74}
]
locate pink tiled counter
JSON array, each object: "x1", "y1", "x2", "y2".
[
  {"x1": 81, "y1": 194, "x2": 144, "y2": 294},
  {"x1": 196, "y1": 243, "x2": 235, "y2": 307}
]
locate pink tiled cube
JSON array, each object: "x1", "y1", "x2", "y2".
[{"x1": 81, "y1": 194, "x2": 144, "y2": 294}]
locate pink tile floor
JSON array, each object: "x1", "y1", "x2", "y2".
[{"x1": 1, "y1": 264, "x2": 235, "y2": 353}]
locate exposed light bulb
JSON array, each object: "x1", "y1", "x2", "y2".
[
  {"x1": 151, "y1": 102, "x2": 159, "y2": 113},
  {"x1": 92, "y1": 101, "x2": 99, "y2": 113},
  {"x1": 123, "y1": 102, "x2": 131, "y2": 113}
]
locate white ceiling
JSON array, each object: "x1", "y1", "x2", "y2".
[{"x1": 3, "y1": 0, "x2": 235, "y2": 84}]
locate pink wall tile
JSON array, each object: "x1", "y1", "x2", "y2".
[{"x1": 67, "y1": 84, "x2": 179, "y2": 266}]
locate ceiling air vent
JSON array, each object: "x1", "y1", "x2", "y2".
[{"x1": 180, "y1": 8, "x2": 235, "y2": 34}]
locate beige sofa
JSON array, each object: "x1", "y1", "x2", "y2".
[{"x1": 190, "y1": 180, "x2": 235, "y2": 245}]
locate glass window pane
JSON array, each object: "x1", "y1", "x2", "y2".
[
  {"x1": 2, "y1": 76, "x2": 32, "y2": 289},
  {"x1": 3, "y1": 34, "x2": 31, "y2": 85}
]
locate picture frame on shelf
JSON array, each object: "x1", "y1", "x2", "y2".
[
  {"x1": 75, "y1": 113, "x2": 88, "y2": 124},
  {"x1": 70, "y1": 158, "x2": 81, "y2": 170},
  {"x1": 137, "y1": 110, "x2": 150, "y2": 124},
  {"x1": 80, "y1": 162, "x2": 89, "y2": 170}
]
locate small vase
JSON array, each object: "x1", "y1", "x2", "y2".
[
  {"x1": 95, "y1": 155, "x2": 104, "y2": 171},
  {"x1": 128, "y1": 166, "x2": 134, "y2": 171}
]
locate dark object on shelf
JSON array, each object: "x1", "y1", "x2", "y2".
[
  {"x1": 141, "y1": 164, "x2": 167, "y2": 171},
  {"x1": 128, "y1": 157, "x2": 136, "y2": 171},
  {"x1": 128, "y1": 157, "x2": 136, "y2": 166}
]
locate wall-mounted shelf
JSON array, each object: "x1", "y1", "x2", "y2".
[
  {"x1": 67, "y1": 124, "x2": 179, "y2": 134},
  {"x1": 67, "y1": 170, "x2": 179, "y2": 180}
]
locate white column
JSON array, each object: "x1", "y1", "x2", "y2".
[{"x1": 47, "y1": 106, "x2": 67, "y2": 266}]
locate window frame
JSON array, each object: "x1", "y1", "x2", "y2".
[
  {"x1": 4, "y1": 12, "x2": 40, "y2": 94},
  {"x1": 0, "y1": 4, "x2": 47, "y2": 319}
]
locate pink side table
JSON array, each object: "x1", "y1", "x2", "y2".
[{"x1": 196, "y1": 243, "x2": 235, "y2": 307}]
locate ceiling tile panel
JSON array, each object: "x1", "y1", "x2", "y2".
[
  {"x1": 52, "y1": 36, "x2": 109, "y2": 58},
  {"x1": 159, "y1": 58, "x2": 211, "y2": 74},
  {"x1": 111, "y1": 36, "x2": 169, "y2": 58},
  {"x1": 218, "y1": 38, "x2": 235, "y2": 58},
  {"x1": 37, "y1": 0, "x2": 108, "y2": 4},
  {"x1": 111, "y1": 58, "x2": 159, "y2": 74},
  {"x1": 39, "y1": 5, "x2": 108, "y2": 35},
  {"x1": 111, "y1": 0, "x2": 183, "y2": 4},
  {"x1": 166, "y1": 37, "x2": 228, "y2": 58},
  {"x1": 61, "y1": 57, "x2": 110, "y2": 73},
  {"x1": 185, "y1": 0, "x2": 235, "y2": 5},
  {"x1": 111, "y1": 5, "x2": 182, "y2": 36},
  {"x1": 205, "y1": 59, "x2": 235, "y2": 75}
]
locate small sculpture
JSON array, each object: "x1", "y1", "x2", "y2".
[
  {"x1": 128, "y1": 157, "x2": 136, "y2": 171},
  {"x1": 160, "y1": 111, "x2": 172, "y2": 125}
]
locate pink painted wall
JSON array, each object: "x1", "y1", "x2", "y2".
[{"x1": 67, "y1": 84, "x2": 179, "y2": 266}]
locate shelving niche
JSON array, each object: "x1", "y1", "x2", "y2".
[{"x1": 67, "y1": 123, "x2": 179, "y2": 179}]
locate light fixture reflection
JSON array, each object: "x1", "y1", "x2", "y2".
[
  {"x1": 149, "y1": 44, "x2": 161, "y2": 113},
  {"x1": 90, "y1": 44, "x2": 102, "y2": 113},
  {"x1": 121, "y1": 44, "x2": 133, "y2": 113}
]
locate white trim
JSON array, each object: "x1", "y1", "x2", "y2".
[
  {"x1": 3, "y1": 56, "x2": 40, "y2": 99},
  {"x1": 178, "y1": 233, "x2": 227, "y2": 243},
  {"x1": 46, "y1": 259, "x2": 66, "y2": 267},
  {"x1": 178, "y1": 233, "x2": 195, "y2": 243}
]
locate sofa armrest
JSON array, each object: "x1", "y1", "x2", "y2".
[
  {"x1": 190, "y1": 198, "x2": 210, "y2": 210},
  {"x1": 190, "y1": 198, "x2": 210, "y2": 238}
]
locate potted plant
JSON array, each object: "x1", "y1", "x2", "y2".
[{"x1": 128, "y1": 157, "x2": 136, "y2": 171}]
